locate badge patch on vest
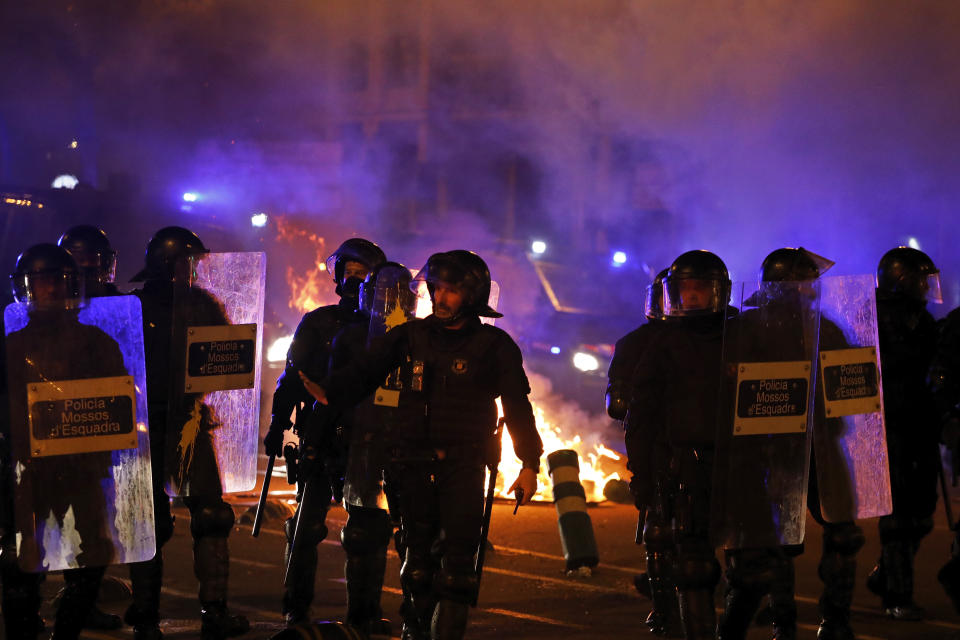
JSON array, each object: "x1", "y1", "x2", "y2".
[{"x1": 452, "y1": 358, "x2": 468, "y2": 374}]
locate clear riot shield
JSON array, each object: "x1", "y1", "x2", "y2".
[
  {"x1": 3, "y1": 296, "x2": 155, "y2": 572},
  {"x1": 711, "y1": 281, "x2": 820, "y2": 549},
  {"x1": 166, "y1": 252, "x2": 265, "y2": 496},
  {"x1": 343, "y1": 265, "x2": 418, "y2": 509},
  {"x1": 815, "y1": 274, "x2": 891, "y2": 522}
]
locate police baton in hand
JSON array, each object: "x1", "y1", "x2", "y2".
[
  {"x1": 252, "y1": 454, "x2": 275, "y2": 537},
  {"x1": 473, "y1": 417, "x2": 505, "y2": 607}
]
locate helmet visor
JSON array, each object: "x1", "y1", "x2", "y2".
[
  {"x1": 663, "y1": 277, "x2": 728, "y2": 316},
  {"x1": 800, "y1": 248, "x2": 835, "y2": 278},
  {"x1": 11, "y1": 271, "x2": 84, "y2": 310},
  {"x1": 925, "y1": 272, "x2": 943, "y2": 304},
  {"x1": 643, "y1": 283, "x2": 663, "y2": 320}
]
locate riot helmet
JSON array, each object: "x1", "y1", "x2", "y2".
[
  {"x1": 11, "y1": 243, "x2": 84, "y2": 310},
  {"x1": 130, "y1": 226, "x2": 208, "y2": 282},
  {"x1": 760, "y1": 247, "x2": 834, "y2": 283},
  {"x1": 324, "y1": 238, "x2": 386, "y2": 298},
  {"x1": 643, "y1": 268, "x2": 669, "y2": 321},
  {"x1": 877, "y1": 246, "x2": 942, "y2": 304},
  {"x1": 662, "y1": 250, "x2": 730, "y2": 317},
  {"x1": 411, "y1": 250, "x2": 502, "y2": 320},
  {"x1": 359, "y1": 261, "x2": 414, "y2": 317},
  {"x1": 57, "y1": 224, "x2": 117, "y2": 285}
]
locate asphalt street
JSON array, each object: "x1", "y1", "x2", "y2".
[{"x1": 19, "y1": 485, "x2": 960, "y2": 640}]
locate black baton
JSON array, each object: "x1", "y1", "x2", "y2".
[
  {"x1": 473, "y1": 418, "x2": 504, "y2": 607},
  {"x1": 252, "y1": 454, "x2": 275, "y2": 538}
]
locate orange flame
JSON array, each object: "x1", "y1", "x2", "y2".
[
  {"x1": 497, "y1": 394, "x2": 622, "y2": 503},
  {"x1": 275, "y1": 215, "x2": 337, "y2": 313}
]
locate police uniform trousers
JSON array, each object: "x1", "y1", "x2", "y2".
[{"x1": 389, "y1": 450, "x2": 486, "y2": 640}]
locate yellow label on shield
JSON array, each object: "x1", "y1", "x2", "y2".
[
  {"x1": 733, "y1": 361, "x2": 812, "y2": 436},
  {"x1": 27, "y1": 376, "x2": 138, "y2": 457},
  {"x1": 819, "y1": 346, "x2": 882, "y2": 418}
]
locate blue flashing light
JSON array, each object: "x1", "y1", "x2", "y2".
[
  {"x1": 251, "y1": 213, "x2": 268, "y2": 228},
  {"x1": 531, "y1": 240, "x2": 547, "y2": 255},
  {"x1": 612, "y1": 250, "x2": 627, "y2": 266},
  {"x1": 550, "y1": 346, "x2": 561, "y2": 355},
  {"x1": 182, "y1": 192, "x2": 199, "y2": 202},
  {"x1": 907, "y1": 237, "x2": 921, "y2": 250}
]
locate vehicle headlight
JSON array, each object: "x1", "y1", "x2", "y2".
[{"x1": 572, "y1": 351, "x2": 600, "y2": 372}]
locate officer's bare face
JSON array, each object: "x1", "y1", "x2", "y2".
[
  {"x1": 30, "y1": 275, "x2": 67, "y2": 307},
  {"x1": 678, "y1": 279, "x2": 714, "y2": 310},
  {"x1": 343, "y1": 261, "x2": 369, "y2": 281},
  {"x1": 433, "y1": 281, "x2": 464, "y2": 319}
]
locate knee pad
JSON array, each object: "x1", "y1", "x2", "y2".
[
  {"x1": 675, "y1": 553, "x2": 720, "y2": 590},
  {"x1": 643, "y1": 515, "x2": 675, "y2": 553},
  {"x1": 298, "y1": 520, "x2": 329, "y2": 547},
  {"x1": 400, "y1": 550, "x2": 433, "y2": 594},
  {"x1": 725, "y1": 549, "x2": 781, "y2": 590},
  {"x1": 189, "y1": 501, "x2": 235, "y2": 539},
  {"x1": 878, "y1": 516, "x2": 911, "y2": 543},
  {"x1": 913, "y1": 516, "x2": 934, "y2": 540},
  {"x1": 156, "y1": 512, "x2": 175, "y2": 547},
  {"x1": 341, "y1": 508, "x2": 393, "y2": 555},
  {"x1": 436, "y1": 555, "x2": 478, "y2": 604},
  {"x1": 823, "y1": 522, "x2": 865, "y2": 556}
]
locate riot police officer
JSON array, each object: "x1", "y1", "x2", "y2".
[
  {"x1": 866, "y1": 247, "x2": 942, "y2": 620},
  {"x1": 299, "y1": 250, "x2": 542, "y2": 640},
  {"x1": 2, "y1": 244, "x2": 128, "y2": 639},
  {"x1": 326, "y1": 261, "x2": 416, "y2": 636},
  {"x1": 263, "y1": 238, "x2": 386, "y2": 625},
  {"x1": 716, "y1": 247, "x2": 848, "y2": 640},
  {"x1": 607, "y1": 268, "x2": 676, "y2": 635},
  {"x1": 56, "y1": 224, "x2": 126, "y2": 631},
  {"x1": 127, "y1": 227, "x2": 250, "y2": 640},
  {"x1": 931, "y1": 298, "x2": 960, "y2": 613},
  {"x1": 626, "y1": 250, "x2": 731, "y2": 640}
]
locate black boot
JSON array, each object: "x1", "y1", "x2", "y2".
[
  {"x1": 717, "y1": 585, "x2": 763, "y2": 640},
  {"x1": 677, "y1": 588, "x2": 716, "y2": 640},
  {"x1": 769, "y1": 556, "x2": 797, "y2": 640},
  {"x1": 201, "y1": 600, "x2": 251, "y2": 640},
  {"x1": 2, "y1": 566, "x2": 45, "y2": 640},
  {"x1": 647, "y1": 551, "x2": 682, "y2": 637},
  {"x1": 879, "y1": 540, "x2": 923, "y2": 620},
  {"x1": 817, "y1": 550, "x2": 856, "y2": 640},
  {"x1": 126, "y1": 554, "x2": 165, "y2": 639},
  {"x1": 282, "y1": 519, "x2": 319, "y2": 626},
  {"x1": 939, "y1": 555, "x2": 960, "y2": 615},
  {"x1": 345, "y1": 548, "x2": 391, "y2": 635},
  {"x1": 53, "y1": 566, "x2": 106, "y2": 639},
  {"x1": 431, "y1": 599, "x2": 469, "y2": 640}
]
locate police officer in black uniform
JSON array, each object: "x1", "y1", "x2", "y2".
[
  {"x1": 55, "y1": 225, "x2": 125, "y2": 631},
  {"x1": 866, "y1": 247, "x2": 942, "y2": 620},
  {"x1": 127, "y1": 227, "x2": 250, "y2": 640},
  {"x1": 299, "y1": 250, "x2": 542, "y2": 640},
  {"x1": 2, "y1": 244, "x2": 125, "y2": 640},
  {"x1": 328, "y1": 261, "x2": 415, "y2": 636},
  {"x1": 625, "y1": 250, "x2": 730, "y2": 640},
  {"x1": 263, "y1": 238, "x2": 386, "y2": 625},
  {"x1": 608, "y1": 268, "x2": 678, "y2": 636},
  {"x1": 931, "y1": 294, "x2": 960, "y2": 613},
  {"x1": 716, "y1": 248, "x2": 854, "y2": 640}
]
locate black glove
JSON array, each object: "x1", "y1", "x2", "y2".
[
  {"x1": 629, "y1": 474, "x2": 649, "y2": 513},
  {"x1": 264, "y1": 427, "x2": 286, "y2": 457}
]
